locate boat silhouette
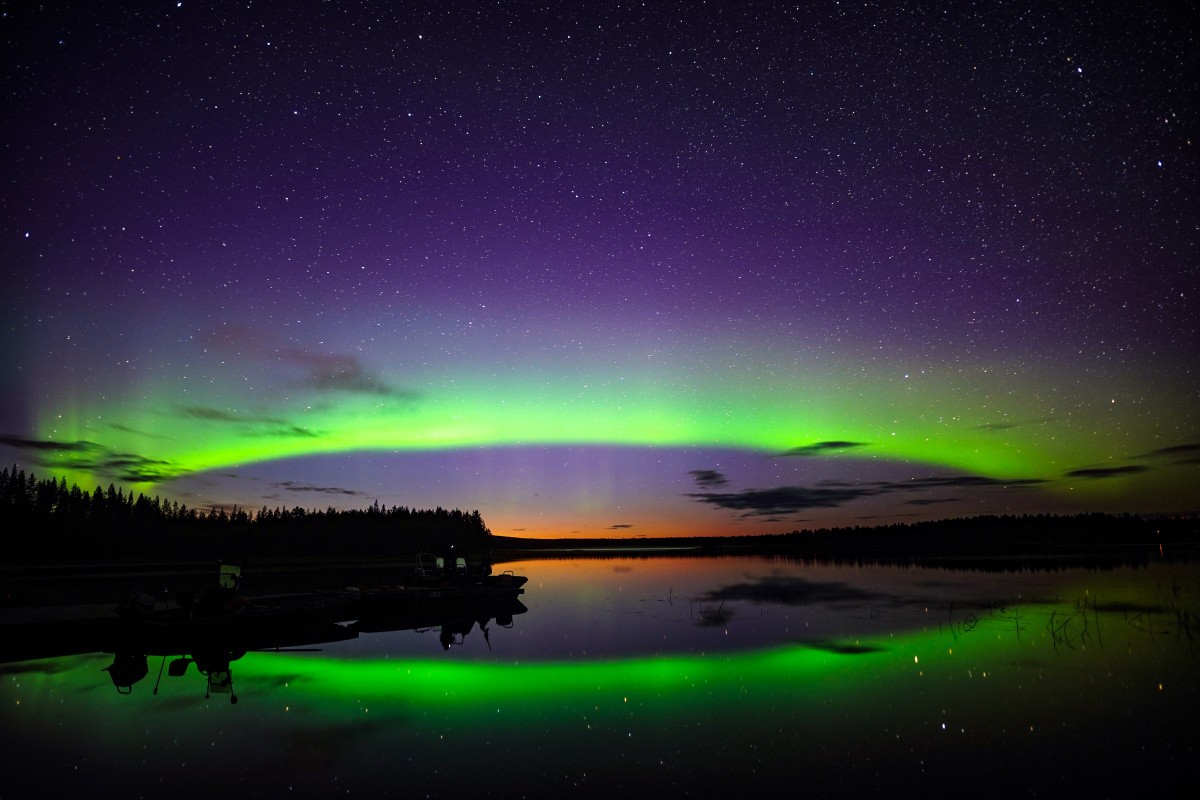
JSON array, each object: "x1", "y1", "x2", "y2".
[{"x1": 1, "y1": 561, "x2": 530, "y2": 700}]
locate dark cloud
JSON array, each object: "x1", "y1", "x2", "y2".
[
  {"x1": 688, "y1": 469, "x2": 729, "y2": 489},
  {"x1": 0, "y1": 659, "x2": 84, "y2": 676},
  {"x1": 607, "y1": 523, "x2": 633, "y2": 529},
  {"x1": 1135, "y1": 443, "x2": 1200, "y2": 465},
  {"x1": 261, "y1": 425, "x2": 321, "y2": 438},
  {"x1": 96, "y1": 454, "x2": 183, "y2": 483},
  {"x1": 887, "y1": 475, "x2": 1048, "y2": 490},
  {"x1": 689, "y1": 473, "x2": 1047, "y2": 516},
  {"x1": 177, "y1": 407, "x2": 321, "y2": 438},
  {"x1": 1064, "y1": 465, "x2": 1148, "y2": 479},
  {"x1": 108, "y1": 423, "x2": 169, "y2": 439},
  {"x1": 688, "y1": 485, "x2": 880, "y2": 516},
  {"x1": 271, "y1": 480, "x2": 365, "y2": 496},
  {"x1": 0, "y1": 435, "x2": 189, "y2": 484},
  {"x1": 291, "y1": 352, "x2": 419, "y2": 400},
  {"x1": 904, "y1": 497, "x2": 963, "y2": 506},
  {"x1": 701, "y1": 576, "x2": 890, "y2": 606},
  {"x1": 800, "y1": 640, "x2": 889, "y2": 655},
  {"x1": 777, "y1": 441, "x2": 868, "y2": 457},
  {"x1": 0, "y1": 435, "x2": 101, "y2": 453},
  {"x1": 179, "y1": 406, "x2": 284, "y2": 424},
  {"x1": 206, "y1": 324, "x2": 419, "y2": 401},
  {"x1": 1137, "y1": 443, "x2": 1200, "y2": 458},
  {"x1": 972, "y1": 417, "x2": 1055, "y2": 431}
]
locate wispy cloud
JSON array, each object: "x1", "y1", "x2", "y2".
[
  {"x1": 688, "y1": 469, "x2": 729, "y2": 489},
  {"x1": 288, "y1": 351, "x2": 419, "y2": 400},
  {"x1": 0, "y1": 434, "x2": 100, "y2": 453},
  {"x1": 206, "y1": 324, "x2": 419, "y2": 401},
  {"x1": 972, "y1": 417, "x2": 1055, "y2": 431},
  {"x1": 97, "y1": 454, "x2": 186, "y2": 483},
  {"x1": 1135, "y1": 443, "x2": 1200, "y2": 465},
  {"x1": 1064, "y1": 465, "x2": 1148, "y2": 479},
  {"x1": 108, "y1": 423, "x2": 170, "y2": 439},
  {"x1": 1140, "y1": 443, "x2": 1200, "y2": 457},
  {"x1": 261, "y1": 425, "x2": 321, "y2": 438},
  {"x1": 176, "y1": 406, "x2": 321, "y2": 438},
  {"x1": 688, "y1": 485, "x2": 879, "y2": 515},
  {"x1": 0, "y1": 434, "x2": 188, "y2": 484},
  {"x1": 777, "y1": 441, "x2": 868, "y2": 457},
  {"x1": 179, "y1": 406, "x2": 283, "y2": 424},
  {"x1": 887, "y1": 475, "x2": 1047, "y2": 490},
  {"x1": 688, "y1": 473, "x2": 1046, "y2": 517},
  {"x1": 271, "y1": 480, "x2": 365, "y2": 496},
  {"x1": 701, "y1": 575, "x2": 889, "y2": 606},
  {"x1": 800, "y1": 640, "x2": 889, "y2": 655}
]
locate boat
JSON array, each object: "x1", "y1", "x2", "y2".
[
  {"x1": 355, "y1": 553, "x2": 526, "y2": 614},
  {"x1": 118, "y1": 564, "x2": 361, "y2": 638},
  {"x1": 106, "y1": 564, "x2": 362, "y2": 700},
  {"x1": 410, "y1": 552, "x2": 528, "y2": 586}
]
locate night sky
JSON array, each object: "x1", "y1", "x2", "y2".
[{"x1": 2, "y1": 1, "x2": 1196, "y2": 538}]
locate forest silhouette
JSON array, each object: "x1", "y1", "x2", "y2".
[
  {"x1": 2, "y1": 466, "x2": 1196, "y2": 565},
  {"x1": 1, "y1": 466, "x2": 491, "y2": 561}
]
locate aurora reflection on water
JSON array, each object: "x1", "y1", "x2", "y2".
[{"x1": 2, "y1": 556, "x2": 1196, "y2": 798}]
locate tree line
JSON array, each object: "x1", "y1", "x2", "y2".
[
  {"x1": 759, "y1": 512, "x2": 1200, "y2": 568},
  {"x1": 491, "y1": 510, "x2": 1199, "y2": 570},
  {"x1": 0, "y1": 466, "x2": 491, "y2": 561}
]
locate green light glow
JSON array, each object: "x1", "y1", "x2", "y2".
[
  {"x1": 248, "y1": 646, "x2": 849, "y2": 714},
  {"x1": 3, "y1": 573, "x2": 1195, "y2": 800},
  {"x1": 35, "y1": 350, "x2": 1185, "y2": 504},
  {"x1": 12, "y1": 592, "x2": 1188, "y2": 732},
  {"x1": 195, "y1": 617, "x2": 1050, "y2": 723}
]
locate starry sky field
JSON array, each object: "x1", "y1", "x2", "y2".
[{"x1": 2, "y1": 1, "x2": 1196, "y2": 538}]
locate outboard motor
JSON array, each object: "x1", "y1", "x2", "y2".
[{"x1": 103, "y1": 653, "x2": 148, "y2": 694}]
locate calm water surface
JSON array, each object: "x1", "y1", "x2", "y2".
[{"x1": 3, "y1": 556, "x2": 1197, "y2": 798}]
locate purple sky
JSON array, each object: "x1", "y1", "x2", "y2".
[{"x1": 2, "y1": 2, "x2": 1196, "y2": 537}]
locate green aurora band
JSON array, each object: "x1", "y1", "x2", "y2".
[
  {"x1": 28, "y1": 326, "x2": 1190, "y2": 520},
  {"x1": 10, "y1": 597, "x2": 1189, "y2": 736},
  {"x1": 34, "y1": 350, "x2": 1187, "y2": 511}
]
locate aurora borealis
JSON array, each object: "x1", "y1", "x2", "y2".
[{"x1": 1, "y1": 2, "x2": 1196, "y2": 536}]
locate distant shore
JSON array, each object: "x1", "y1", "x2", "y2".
[{"x1": 489, "y1": 511, "x2": 1200, "y2": 558}]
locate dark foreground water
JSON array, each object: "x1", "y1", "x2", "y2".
[{"x1": 2, "y1": 555, "x2": 1197, "y2": 798}]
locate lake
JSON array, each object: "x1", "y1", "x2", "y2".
[{"x1": 2, "y1": 554, "x2": 1197, "y2": 798}]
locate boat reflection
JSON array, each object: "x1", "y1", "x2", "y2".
[
  {"x1": 1, "y1": 563, "x2": 530, "y2": 701},
  {"x1": 353, "y1": 591, "x2": 528, "y2": 651},
  {"x1": 102, "y1": 611, "x2": 361, "y2": 702}
]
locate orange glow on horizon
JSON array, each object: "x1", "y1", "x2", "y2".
[{"x1": 487, "y1": 509, "x2": 810, "y2": 540}]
